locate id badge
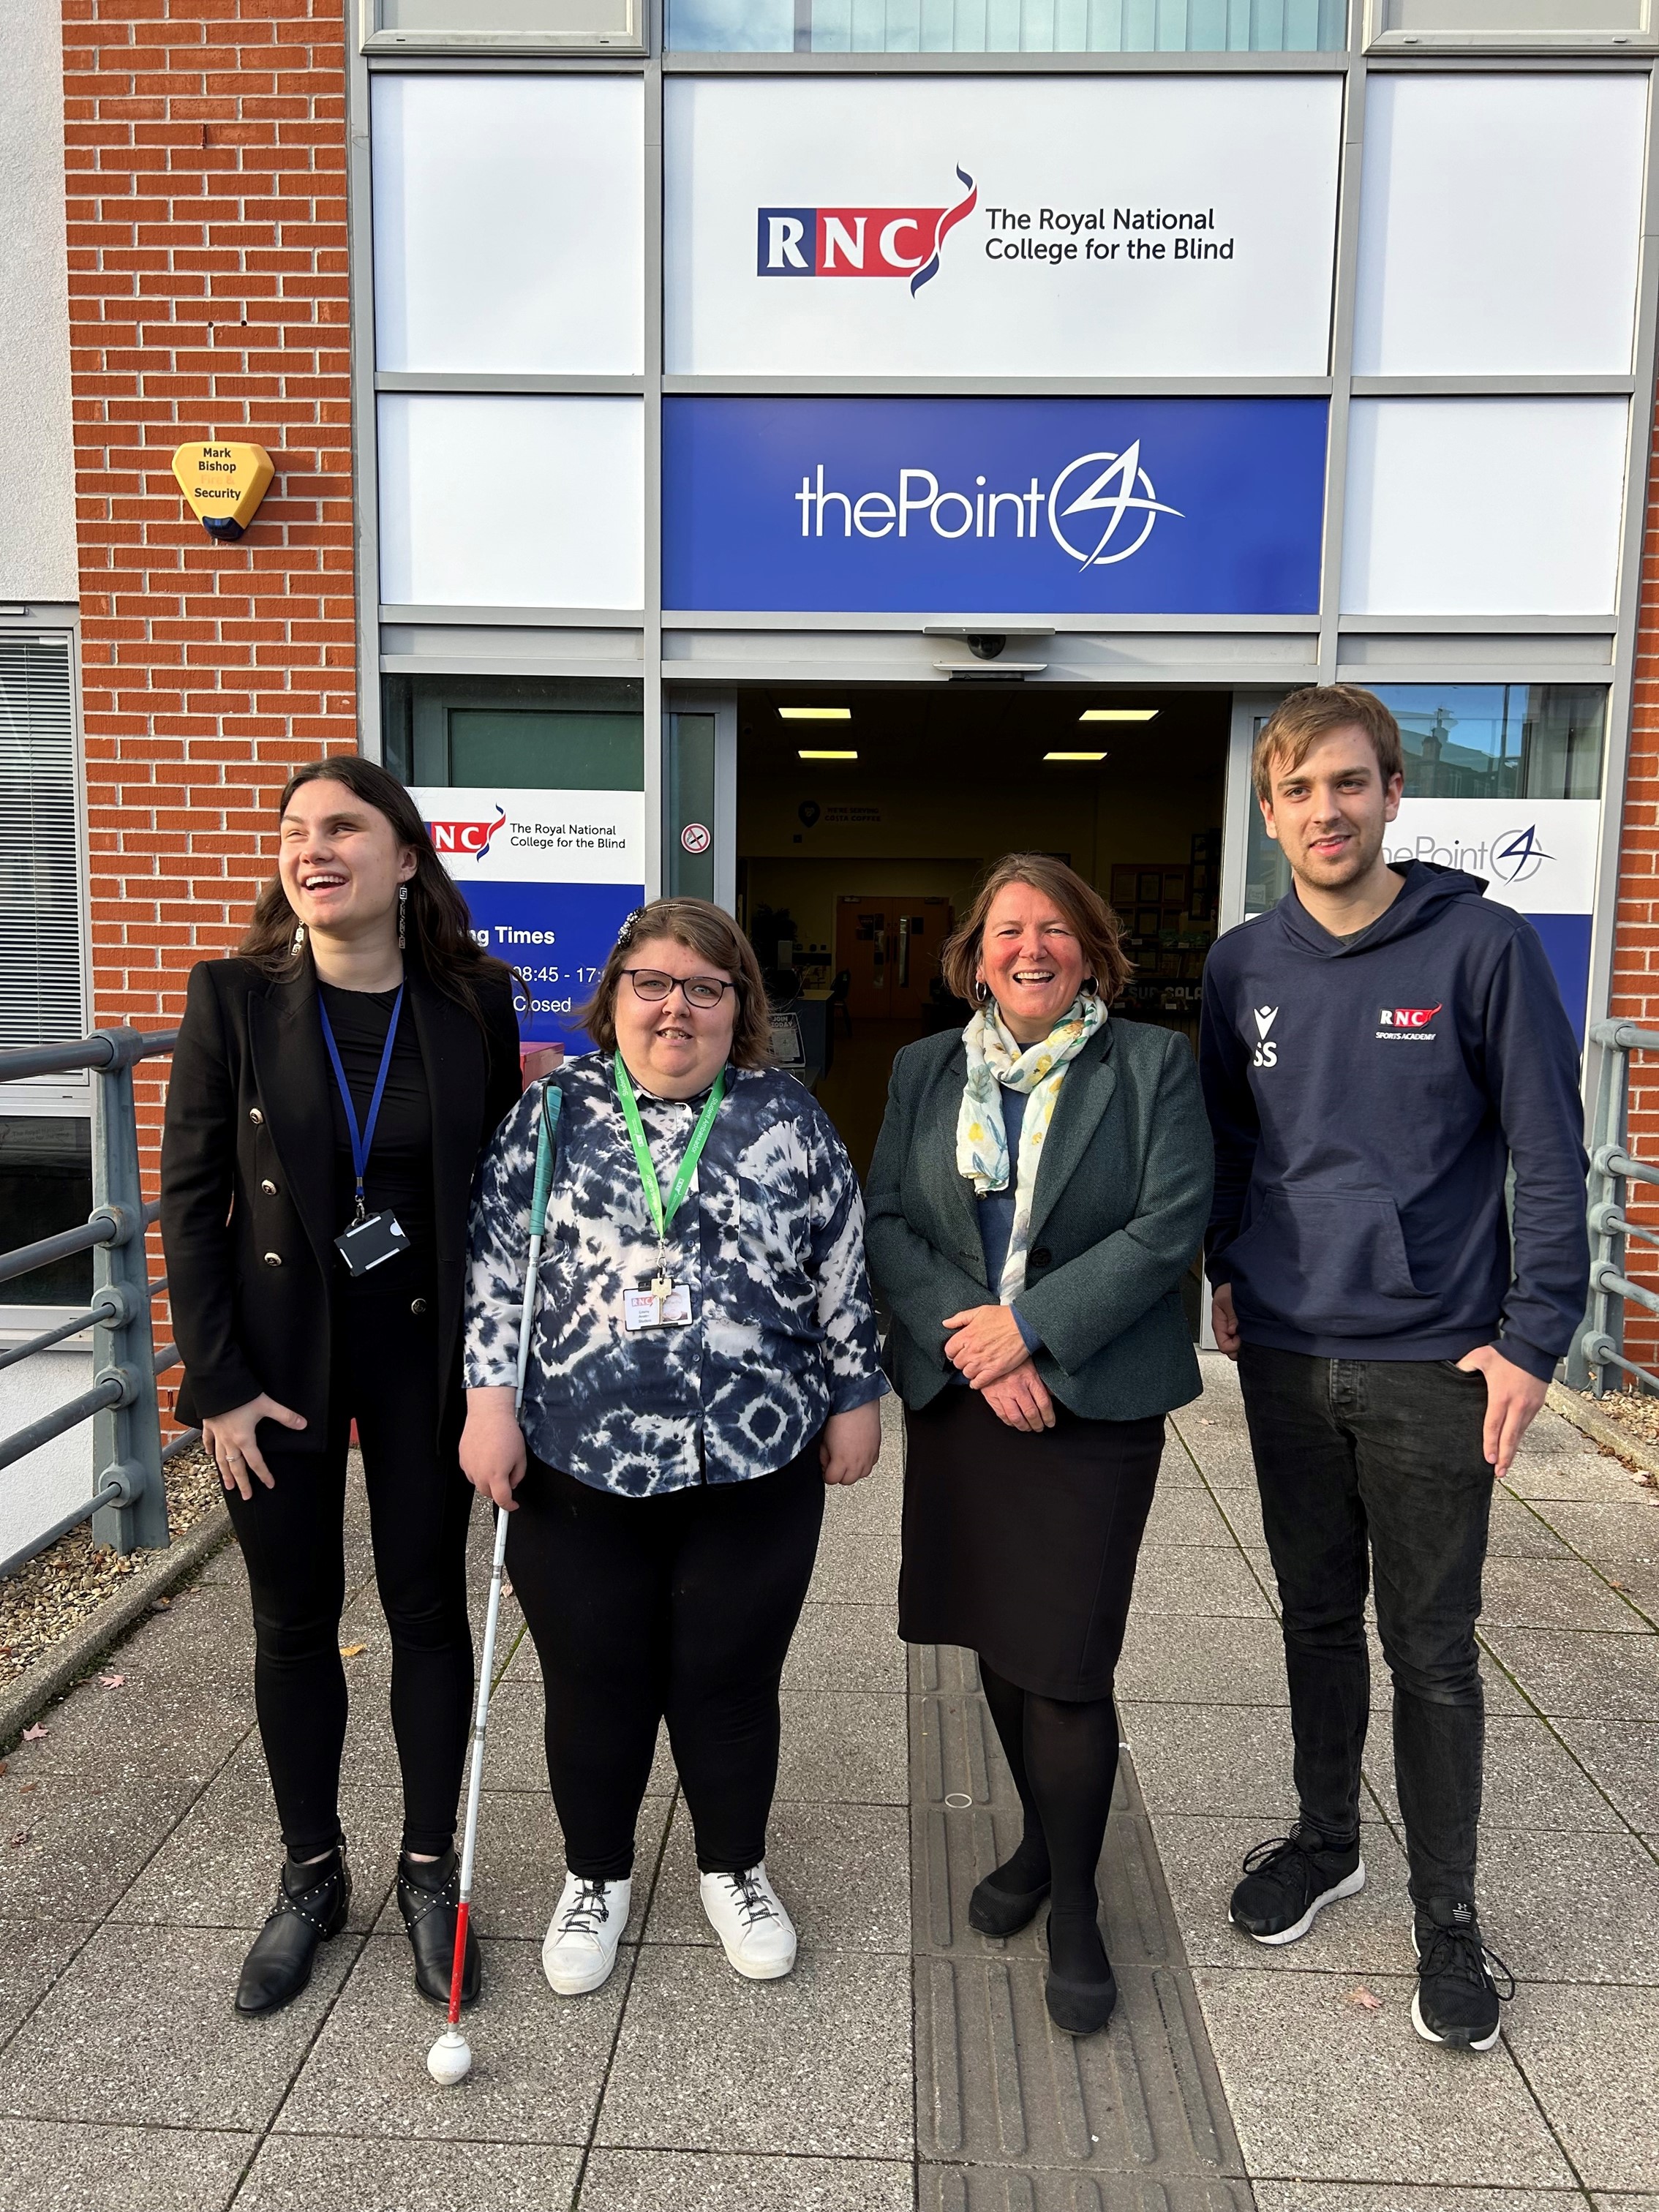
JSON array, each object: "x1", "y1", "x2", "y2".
[
  {"x1": 623, "y1": 1283, "x2": 693, "y2": 1331},
  {"x1": 334, "y1": 1209, "x2": 410, "y2": 1277}
]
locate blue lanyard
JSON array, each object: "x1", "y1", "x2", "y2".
[{"x1": 317, "y1": 986, "x2": 405, "y2": 1222}]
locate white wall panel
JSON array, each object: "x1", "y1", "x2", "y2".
[
  {"x1": 372, "y1": 74, "x2": 644, "y2": 375},
  {"x1": 377, "y1": 395, "x2": 644, "y2": 610},
  {"x1": 1354, "y1": 74, "x2": 1647, "y2": 377},
  {"x1": 1342, "y1": 398, "x2": 1628, "y2": 617}
]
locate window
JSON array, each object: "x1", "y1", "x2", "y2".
[
  {"x1": 1368, "y1": 1, "x2": 1651, "y2": 50},
  {"x1": 0, "y1": 1116, "x2": 91, "y2": 1305},
  {"x1": 383, "y1": 675, "x2": 645, "y2": 791},
  {"x1": 363, "y1": 0, "x2": 644, "y2": 53},
  {"x1": 0, "y1": 633, "x2": 86, "y2": 1053},
  {"x1": 668, "y1": 0, "x2": 1348, "y2": 50}
]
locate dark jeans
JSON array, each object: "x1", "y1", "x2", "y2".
[
  {"x1": 507, "y1": 1445, "x2": 825, "y2": 1881},
  {"x1": 1236, "y1": 1345, "x2": 1494, "y2": 1908}
]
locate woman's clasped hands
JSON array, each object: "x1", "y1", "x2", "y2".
[{"x1": 943, "y1": 1304, "x2": 1056, "y2": 1434}]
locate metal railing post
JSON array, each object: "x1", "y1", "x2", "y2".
[
  {"x1": 87, "y1": 1028, "x2": 168, "y2": 1554},
  {"x1": 1570, "y1": 1028, "x2": 1625, "y2": 1391}
]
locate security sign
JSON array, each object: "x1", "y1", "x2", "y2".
[{"x1": 172, "y1": 440, "x2": 274, "y2": 542}]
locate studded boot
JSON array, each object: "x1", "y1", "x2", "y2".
[
  {"x1": 235, "y1": 1846, "x2": 350, "y2": 2016},
  {"x1": 398, "y1": 1846, "x2": 481, "y2": 2009}
]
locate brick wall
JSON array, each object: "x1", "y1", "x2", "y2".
[{"x1": 62, "y1": 0, "x2": 356, "y2": 1414}]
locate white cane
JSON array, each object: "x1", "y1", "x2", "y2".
[{"x1": 428, "y1": 1086, "x2": 561, "y2": 2086}]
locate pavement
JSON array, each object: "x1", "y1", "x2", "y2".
[{"x1": 0, "y1": 1356, "x2": 1656, "y2": 2208}]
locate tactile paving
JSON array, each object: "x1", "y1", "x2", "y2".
[{"x1": 911, "y1": 1643, "x2": 1254, "y2": 2210}]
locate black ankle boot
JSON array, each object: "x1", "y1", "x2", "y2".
[
  {"x1": 1043, "y1": 1908, "x2": 1118, "y2": 2036},
  {"x1": 398, "y1": 1848, "x2": 481, "y2": 2009},
  {"x1": 236, "y1": 1848, "x2": 350, "y2": 2017}
]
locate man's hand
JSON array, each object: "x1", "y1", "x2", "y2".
[
  {"x1": 1211, "y1": 1282, "x2": 1241, "y2": 1358},
  {"x1": 943, "y1": 1303, "x2": 1030, "y2": 1389},
  {"x1": 1454, "y1": 1344, "x2": 1549, "y2": 1479},
  {"x1": 460, "y1": 1385, "x2": 528, "y2": 1511},
  {"x1": 202, "y1": 1394, "x2": 306, "y2": 1500},
  {"x1": 980, "y1": 1361, "x2": 1056, "y2": 1434},
  {"x1": 820, "y1": 1399, "x2": 883, "y2": 1486}
]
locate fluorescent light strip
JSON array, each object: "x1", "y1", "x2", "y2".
[
  {"x1": 1045, "y1": 750, "x2": 1107, "y2": 762},
  {"x1": 1078, "y1": 707, "x2": 1159, "y2": 722},
  {"x1": 779, "y1": 706, "x2": 852, "y2": 721},
  {"x1": 799, "y1": 748, "x2": 858, "y2": 761}
]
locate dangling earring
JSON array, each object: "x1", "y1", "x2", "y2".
[
  {"x1": 397, "y1": 882, "x2": 408, "y2": 952},
  {"x1": 291, "y1": 922, "x2": 306, "y2": 955},
  {"x1": 1080, "y1": 975, "x2": 1098, "y2": 997}
]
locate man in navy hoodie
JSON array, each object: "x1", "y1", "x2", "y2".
[{"x1": 1200, "y1": 683, "x2": 1588, "y2": 2052}]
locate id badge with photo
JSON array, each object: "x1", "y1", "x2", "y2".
[
  {"x1": 623, "y1": 1282, "x2": 693, "y2": 1332},
  {"x1": 334, "y1": 1209, "x2": 410, "y2": 1277}
]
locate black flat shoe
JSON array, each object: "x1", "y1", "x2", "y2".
[
  {"x1": 236, "y1": 1848, "x2": 350, "y2": 2016},
  {"x1": 968, "y1": 1867, "x2": 1052, "y2": 1938},
  {"x1": 399, "y1": 1848, "x2": 481, "y2": 2009},
  {"x1": 1043, "y1": 1914, "x2": 1118, "y2": 2036}
]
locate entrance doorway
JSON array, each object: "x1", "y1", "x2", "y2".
[{"x1": 733, "y1": 685, "x2": 1231, "y2": 1181}]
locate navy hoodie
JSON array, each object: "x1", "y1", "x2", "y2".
[{"x1": 1199, "y1": 861, "x2": 1588, "y2": 1382}]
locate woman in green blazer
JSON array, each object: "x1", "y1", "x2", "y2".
[{"x1": 865, "y1": 852, "x2": 1212, "y2": 2037}]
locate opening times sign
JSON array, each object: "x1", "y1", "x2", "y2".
[{"x1": 411, "y1": 786, "x2": 645, "y2": 1046}]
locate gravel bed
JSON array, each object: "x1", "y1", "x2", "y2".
[
  {"x1": 0, "y1": 1445, "x2": 224, "y2": 1690},
  {"x1": 1576, "y1": 1383, "x2": 1659, "y2": 1448}
]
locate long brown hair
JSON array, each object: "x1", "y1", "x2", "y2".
[
  {"x1": 576, "y1": 898, "x2": 772, "y2": 1069},
  {"x1": 239, "y1": 756, "x2": 514, "y2": 1020},
  {"x1": 941, "y1": 852, "x2": 1132, "y2": 1007}
]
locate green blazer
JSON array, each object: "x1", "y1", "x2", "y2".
[{"x1": 865, "y1": 1016, "x2": 1214, "y2": 1421}]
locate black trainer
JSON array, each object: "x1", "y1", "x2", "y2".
[
  {"x1": 1228, "y1": 1824, "x2": 1365, "y2": 1946},
  {"x1": 1412, "y1": 1897, "x2": 1513, "y2": 2051}
]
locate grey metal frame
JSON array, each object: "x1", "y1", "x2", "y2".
[
  {"x1": 1566, "y1": 1015, "x2": 1659, "y2": 1394},
  {"x1": 346, "y1": 1, "x2": 1659, "y2": 987}
]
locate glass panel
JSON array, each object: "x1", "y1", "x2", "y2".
[
  {"x1": 382, "y1": 675, "x2": 645, "y2": 791},
  {"x1": 0, "y1": 1116, "x2": 92, "y2": 1305},
  {"x1": 666, "y1": 0, "x2": 1346, "y2": 47},
  {"x1": 1379, "y1": 2, "x2": 1645, "y2": 31},
  {"x1": 668, "y1": 714, "x2": 718, "y2": 900},
  {"x1": 375, "y1": 0, "x2": 642, "y2": 34},
  {"x1": 1242, "y1": 683, "x2": 1606, "y2": 914}
]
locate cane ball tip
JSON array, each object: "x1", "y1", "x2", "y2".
[{"x1": 426, "y1": 2027, "x2": 473, "y2": 2086}]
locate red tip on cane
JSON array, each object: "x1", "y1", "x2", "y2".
[{"x1": 447, "y1": 1898, "x2": 471, "y2": 2026}]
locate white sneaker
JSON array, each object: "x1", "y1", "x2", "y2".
[
  {"x1": 699, "y1": 1862, "x2": 797, "y2": 1981},
  {"x1": 541, "y1": 1873, "x2": 631, "y2": 1996}
]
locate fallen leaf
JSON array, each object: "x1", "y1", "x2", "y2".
[
  {"x1": 339, "y1": 1643, "x2": 366, "y2": 1659},
  {"x1": 501, "y1": 1578, "x2": 514, "y2": 1599},
  {"x1": 1611, "y1": 1581, "x2": 1628, "y2": 1592},
  {"x1": 20, "y1": 1725, "x2": 47, "y2": 1742},
  {"x1": 0, "y1": 1760, "x2": 7, "y2": 1778},
  {"x1": 20, "y1": 1783, "x2": 37, "y2": 1794},
  {"x1": 150, "y1": 1596, "x2": 172, "y2": 1612},
  {"x1": 98, "y1": 1672, "x2": 127, "y2": 1690},
  {"x1": 1347, "y1": 1987, "x2": 1383, "y2": 2012},
  {"x1": 9, "y1": 1832, "x2": 31, "y2": 1847}
]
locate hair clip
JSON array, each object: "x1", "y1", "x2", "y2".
[{"x1": 616, "y1": 907, "x2": 644, "y2": 948}]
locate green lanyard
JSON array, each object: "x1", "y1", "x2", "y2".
[{"x1": 613, "y1": 1053, "x2": 726, "y2": 1257}]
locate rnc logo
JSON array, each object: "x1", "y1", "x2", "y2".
[
  {"x1": 757, "y1": 167, "x2": 978, "y2": 295},
  {"x1": 1378, "y1": 1005, "x2": 1442, "y2": 1028},
  {"x1": 426, "y1": 803, "x2": 506, "y2": 862}
]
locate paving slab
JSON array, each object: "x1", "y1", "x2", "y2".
[
  {"x1": 1551, "y1": 1718, "x2": 1659, "y2": 1832},
  {"x1": 1152, "y1": 1815, "x2": 1414, "y2": 1976},
  {"x1": 806, "y1": 1532, "x2": 901, "y2": 1606},
  {"x1": 783, "y1": 1600, "x2": 908, "y2": 1692},
  {"x1": 1477, "y1": 1623, "x2": 1659, "y2": 1721},
  {"x1": 1116, "y1": 1614, "x2": 1293, "y2": 1707},
  {"x1": 1252, "y1": 2192, "x2": 1586, "y2": 2212},
  {"x1": 1500, "y1": 1443, "x2": 1652, "y2": 1503},
  {"x1": 596, "y1": 1944, "x2": 913, "y2": 2159},
  {"x1": 1120, "y1": 1702, "x2": 1300, "y2": 1821},
  {"x1": 274, "y1": 1931, "x2": 622, "y2": 2144},
  {"x1": 775, "y1": 1690, "x2": 907, "y2": 1803},
  {"x1": 1360, "y1": 1711, "x2": 1627, "y2": 1835},
  {"x1": 0, "y1": 1919, "x2": 91, "y2": 2049},
  {"x1": 1129, "y1": 1543, "x2": 1277, "y2": 1620},
  {"x1": 1485, "y1": 1502, "x2": 1573, "y2": 1560},
  {"x1": 918, "y1": 2178, "x2": 1254, "y2": 2212},
  {"x1": 0, "y1": 1922, "x2": 358, "y2": 2130},
  {"x1": 1142, "y1": 1488, "x2": 1241, "y2": 1547},
  {"x1": 643, "y1": 1797, "x2": 910, "y2": 1953},
  {"x1": 0, "y1": 2118, "x2": 252, "y2": 2212},
  {"x1": 1598, "y1": 1559, "x2": 1659, "y2": 1621},
  {"x1": 1191, "y1": 1968, "x2": 1575, "y2": 2187},
  {"x1": 1528, "y1": 1499, "x2": 1659, "y2": 1565},
  {"x1": 234, "y1": 2135, "x2": 582, "y2": 2211},
  {"x1": 1480, "y1": 1556, "x2": 1655, "y2": 1633},
  {"x1": 1474, "y1": 1827, "x2": 1659, "y2": 1982},
  {"x1": 580, "y1": 2148, "x2": 914, "y2": 2210},
  {"x1": 1504, "y1": 1979, "x2": 1659, "y2": 2192}
]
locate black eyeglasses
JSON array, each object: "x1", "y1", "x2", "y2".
[{"x1": 621, "y1": 968, "x2": 737, "y2": 1010}]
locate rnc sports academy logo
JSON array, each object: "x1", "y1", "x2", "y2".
[{"x1": 756, "y1": 166, "x2": 978, "y2": 295}]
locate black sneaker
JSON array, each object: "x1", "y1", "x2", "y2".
[
  {"x1": 1412, "y1": 1898, "x2": 1514, "y2": 2051},
  {"x1": 1229, "y1": 1824, "x2": 1365, "y2": 1946}
]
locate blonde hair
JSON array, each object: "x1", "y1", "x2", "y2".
[
  {"x1": 576, "y1": 898, "x2": 772, "y2": 1068},
  {"x1": 940, "y1": 853, "x2": 1132, "y2": 1008}
]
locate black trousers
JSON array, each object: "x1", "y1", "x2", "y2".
[
  {"x1": 1238, "y1": 1344, "x2": 1494, "y2": 1908},
  {"x1": 224, "y1": 1279, "x2": 475, "y2": 1860},
  {"x1": 507, "y1": 1445, "x2": 825, "y2": 1881}
]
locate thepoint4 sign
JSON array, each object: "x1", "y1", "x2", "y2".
[
  {"x1": 661, "y1": 395, "x2": 1329, "y2": 617},
  {"x1": 666, "y1": 75, "x2": 1342, "y2": 378},
  {"x1": 410, "y1": 786, "x2": 645, "y2": 1046}
]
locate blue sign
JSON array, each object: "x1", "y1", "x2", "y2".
[
  {"x1": 459, "y1": 880, "x2": 644, "y2": 1049},
  {"x1": 663, "y1": 396, "x2": 1328, "y2": 617}
]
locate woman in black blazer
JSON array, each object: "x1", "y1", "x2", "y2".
[
  {"x1": 161, "y1": 756, "x2": 522, "y2": 2017},
  {"x1": 866, "y1": 854, "x2": 1212, "y2": 2038}
]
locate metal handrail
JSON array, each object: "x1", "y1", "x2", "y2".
[
  {"x1": 0, "y1": 1025, "x2": 188, "y2": 1573},
  {"x1": 1568, "y1": 1018, "x2": 1659, "y2": 1396}
]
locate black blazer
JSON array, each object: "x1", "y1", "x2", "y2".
[{"x1": 160, "y1": 954, "x2": 522, "y2": 1444}]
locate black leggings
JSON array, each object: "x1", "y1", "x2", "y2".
[
  {"x1": 224, "y1": 1284, "x2": 475, "y2": 1860},
  {"x1": 506, "y1": 1445, "x2": 825, "y2": 1881}
]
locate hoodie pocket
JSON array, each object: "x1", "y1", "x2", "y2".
[{"x1": 1226, "y1": 1185, "x2": 1434, "y2": 1335}]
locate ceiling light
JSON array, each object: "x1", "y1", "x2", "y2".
[
  {"x1": 1079, "y1": 707, "x2": 1159, "y2": 722},
  {"x1": 1045, "y1": 750, "x2": 1107, "y2": 762},
  {"x1": 779, "y1": 705, "x2": 851, "y2": 721},
  {"x1": 798, "y1": 748, "x2": 857, "y2": 761}
]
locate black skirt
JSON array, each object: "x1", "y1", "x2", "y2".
[{"x1": 898, "y1": 1386, "x2": 1165, "y2": 1702}]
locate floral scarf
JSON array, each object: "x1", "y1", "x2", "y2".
[{"x1": 955, "y1": 993, "x2": 1105, "y2": 1300}]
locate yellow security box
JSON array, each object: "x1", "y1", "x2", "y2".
[{"x1": 171, "y1": 440, "x2": 274, "y2": 542}]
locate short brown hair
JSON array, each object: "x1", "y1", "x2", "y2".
[
  {"x1": 576, "y1": 897, "x2": 773, "y2": 1068},
  {"x1": 1252, "y1": 684, "x2": 1404, "y2": 802},
  {"x1": 941, "y1": 853, "x2": 1133, "y2": 1009}
]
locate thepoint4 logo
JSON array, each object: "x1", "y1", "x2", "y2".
[
  {"x1": 425, "y1": 802, "x2": 506, "y2": 862},
  {"x1": 757, "y1": 166, "x2": 978, "y2": 296}
]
